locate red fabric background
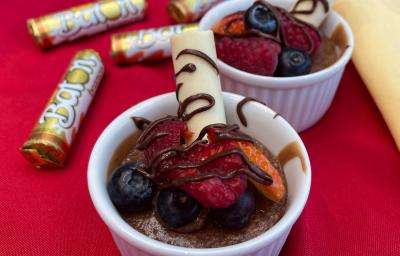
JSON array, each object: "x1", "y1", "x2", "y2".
[{"x1": 1, "y1": 0, "x2": 399, "y2": 255}]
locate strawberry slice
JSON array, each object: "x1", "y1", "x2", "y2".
[
  {"x1": 212, "y1": 11, "x2": 248, "y2": 36},
  {"x1": 276, "y1": 8, "x2": 321, "y2": 56},
  {"x1": 233, "y1": 141, "x2": 286, "y2": 203}
]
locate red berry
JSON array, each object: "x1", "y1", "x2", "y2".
[
  {"x1": 277, "y1": 8, "x2": 321, "y2": 56},
  {"x1": 167, "y1": 141, "x2": 247, "y2": 208},
  {"x1": 216, "y1": 36, "x2": 281, "y2": 76},
  {"x1": 140, "y1": 118, "x2": 187, "y2": 163}
]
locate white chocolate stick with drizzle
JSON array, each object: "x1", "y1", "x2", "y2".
[
  {"x1": 290, "y1": 0, "x2": 334, "y2": 28},
  {"x1": 171, "y1": 30, "x2": 226, "y2": 142}
]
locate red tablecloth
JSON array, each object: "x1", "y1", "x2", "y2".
[{"x1": 1, "y1": 0, "x2": 399, "y2": 255}]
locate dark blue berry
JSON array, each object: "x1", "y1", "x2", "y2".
[
  {"x1": 276, "y1": 48, "x2": 312, "y2": 77},
  {"x1": 212, "y1": 189, "x2": 255, "y2": 229},
  {"x1": 156, "y1": 188, "x2": 201, "y2": 228},
  {"x1": 245, "y1": 2, "x2": 277, "y2": 34},
  {"x1": 107, "y1": 161, "x2": 154, "y2": 211}
]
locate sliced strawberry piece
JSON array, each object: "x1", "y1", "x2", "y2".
[
  {"x1": 212, "y1": 11, "x2": 248, "y2": 36},
  {"x1": 276, "y1": 8, "x2": 321, "y2": 56},
  {"x1": 233, "y1": 141, "x2": 286, "y2": 203}
]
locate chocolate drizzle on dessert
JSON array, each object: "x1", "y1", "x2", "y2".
[
  {"x1": 161, "y1": 148, "x2": 272, "y2": 186},
  {"x1": 178, "y1": 93, "x2": 215, "y2": 121},
  {"x1": 174, "y1": 63, "x2": 196, "y2": 79},
  {"x1": 127, "y1": 115, "x2": 273, "y2": 188},
  {"x1": 135, "y1": 116, "x2": 179, "y2": 150},
  {"x1": 291, "y1": 0, "x2": 329, "y2": 15},
  {"x1": 174, "y1": 49, "x2": 218, "y2": 122},
  {"x1": 277, "y1": 141, "x2": 307, "y2": 172},
  {"x1": 176, "y1": 49, "x2": 219, "y2": 75},
  {"x1": 195, "y1": 123, "x2": 253, "y2": 143},
  {"x1": 176, "y1": 83, "x2": 183, "y2": 100},
  {"x1": 236, "y1": 97, "x2": 266, "y2": 127},
  {"x1": 131, "y1": 116, "x2": 151, "y2": 131}
]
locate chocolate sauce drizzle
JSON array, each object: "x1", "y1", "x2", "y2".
[
  {"x1": 178, "y1": 93, "x2": 215, "y2": 121},
  {"x1": 174, "y1": 49, "x2": 218, "y2": 122},
  {"x1": 161, "y1": 148, "x2": 272, "y2": 186},
  {"x1": 129, "y1": 117, "x2": 273, "y2": 188},
  {"x1": 236, "y1": 97, "x2": 266, "y2": 127},
  {"x1": 135, "y1": 116, "x2": 179, "y2": 150},
  {"x1": 291, "y1": 0, "x2": 329, "y2": 15},
  {"x1": 131, "y1": 116, "x2": 151, "y2": 130},
  {"x1": 174, "y1": 63, "x2": 196, "y2": 79},
  {"x1": 176, "y1": 49, "x2": 219, "y2": 75},
  {"x1": 176, "y1": 83, "x2": 183, "y2": 101}
]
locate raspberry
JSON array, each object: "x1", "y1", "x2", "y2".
[
  {"x1": 167, "y1": 141, "x2": 247, "y2": 208},
  {"x1": 277, "y1": 8, "x2": 321, "y2": 56},
  {"x1": 216, "y1": 36, "x2": 281, "y2": 76},
  {"x1": 138, "y1": 117, "x2": 187, "y2": 163}
]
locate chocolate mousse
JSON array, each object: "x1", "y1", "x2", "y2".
[{"x1": 110, "y1": 135, "x2": 287, "y2": 248}]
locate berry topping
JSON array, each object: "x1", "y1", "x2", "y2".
[
  {"x1": 211, "y1": 188, "x2": 255, "y2": 229},
  {"x1": 245, "y1": 2, "x2": 277, "y2": 35},
  {"x1": 234, "y1": 141, "x2": 286, "y2": 203},
  {"x1": 167, "y1": 140, "x2": 248, "y2": 208},
  {"x1": 216, "y1": 36, "x2": 281, "y2": 76},
  {"x1": 212, "y1": 12, "x2": 248, "y2": 36},
  {"x1": 136, "y1": 116, "x2": 188, "y2": 163},
  {"x1": 277, "y1": 8, "x2": 321, "y2": 56},
  {"x1": 107, "y1": 161, "x2": 155, "y2": 211},
  {"x1": 156, "y1": 187, "x2": 201, "y2": 228},
  {"x1": 276, "y1": 48, "x2": 312, "y2": 77}
]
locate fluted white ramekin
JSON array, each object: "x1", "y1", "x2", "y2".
[
  {"x1": 199, "y1": 0, "x2": 354, "y2": 132},
  {"x1": 88, "y1": 92, "x2": 311, "y2": 256}
]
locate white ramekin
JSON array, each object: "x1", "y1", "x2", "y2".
[
  {"x1": 199, "y1": 0, "x2": 354, "y2": 132},
  {"x1": 88, "y1": 92, "x2": 311, "y2": 256}
]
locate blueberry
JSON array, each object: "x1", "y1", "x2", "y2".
[
  {"x1": 156, "y1": 188, "x2": 201, "y2": 228},
  {"x1": 107, "y1": 161, "x2": 155, "y2": 211},
  {"x1": 211, "y1": 189, "x2": 255, "y2": 230},
  {"x1": 245, "y1": 2, "x2": 277, "y2": 34},
  {"x1": 276, "y1": 48, "x2": 312, "y2": 77}
]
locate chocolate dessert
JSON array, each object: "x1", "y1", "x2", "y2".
[
  {"x1": 212, "y1": 0, "x2": 343, "y2": 77},
  {"x1": 109, "y1": 135, "x2": 287, "y2": 248},
  {"x1": 107, "y1": 30, "x2": 289, "y2": 249}
]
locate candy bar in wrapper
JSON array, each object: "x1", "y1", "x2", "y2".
[
  {"x1": 167, "y1": 0, "x2": 225, "y2": 23},
  {"x1": 27, "y1": 0, "x2": 147, "y2": 49},
  {"x1": 20, "y1": 50, "x2": 104, "y2": 168},
  {"x1": 111, "y1": 23, "x2": 198, "y2": 64}
]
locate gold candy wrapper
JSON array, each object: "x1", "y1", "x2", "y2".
[
  {"x1": 27, "y1": 0, "x2": 147, "y2": 49},
  {"x1": 167, "y1": 0, "x2": 224, "y2": 23},
  {"x1": 20, "y1": 50, "x2": 104, "y2": 168},
  {"x1": 111, "y1": 23, "x2": 198, "y2": 64}
]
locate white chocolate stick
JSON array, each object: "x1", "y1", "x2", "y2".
[
  {"x1": 171, "y1": 30, "x2": 226, "y2": 142},
  {"x1": 290, "y1": 0, "x2": 334, "y2": 28}
]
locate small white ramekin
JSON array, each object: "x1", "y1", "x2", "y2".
[
  {"x1": 199, "y1": 0, "x2": 354, "y2": 132},
  {"x1": 88, "y1": 92, "x2": 311, "y2": 256}
]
